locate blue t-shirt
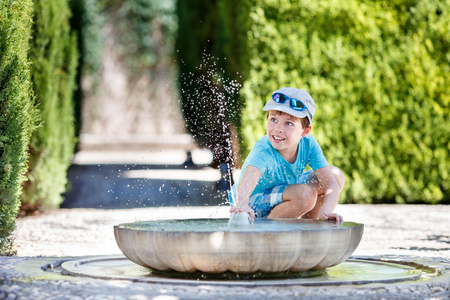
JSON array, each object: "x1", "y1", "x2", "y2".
[{"x1": 237, "y1": 134, "x2": 328, "y2": 197}]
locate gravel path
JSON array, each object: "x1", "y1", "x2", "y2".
[{"x1": 1, "y1": 204, "x2": 449, "y2": 299}]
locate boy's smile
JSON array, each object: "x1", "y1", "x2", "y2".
[{"x1": 267, "y1": 110, "x2": 310, "y2": 163}]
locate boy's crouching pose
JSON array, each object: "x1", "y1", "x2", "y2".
[{"x1": 230, "y1": 87, "x2": 345, "y2": 222}]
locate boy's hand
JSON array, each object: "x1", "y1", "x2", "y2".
[
  {"x1": 230, "y1": 205, "x2": 256, "y2": 222},
  {"x1": 321, "y1": 211, "x2": 343, "y2": 223}
]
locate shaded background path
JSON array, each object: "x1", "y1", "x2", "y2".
[{"x1": 62, "y1": 140, "x2": 231, "y2": 209}]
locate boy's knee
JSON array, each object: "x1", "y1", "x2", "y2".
[
  {"x1": 330, "y1": 166, "x2": 345, "y2": 191},
  {"x1": 285, "y1": 184, "x2": 317, "y2": 211}
]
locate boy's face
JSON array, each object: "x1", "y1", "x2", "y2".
[{"x1": 266, "y1": 110, "x2": 311, "y2": 158}]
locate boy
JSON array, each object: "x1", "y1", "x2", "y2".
[{"x1": 229, "y1": 87, "x2": 345, "y2": 222}]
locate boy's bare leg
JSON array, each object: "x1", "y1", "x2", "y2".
[
  {"x1": 301, "y1": 194, "x2": 324, "y2": 219},
  {"x1": 267, "y1": 184, "x2": 318, "y2": 218},
  {"x1": 267, "y1": 166, "x2": 345, "y2": 219},
  {"x1": 302, "y1": 166, "x2": 345, "y2": 219}
]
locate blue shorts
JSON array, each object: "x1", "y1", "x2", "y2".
[{"x1": 229, "y1": 171, "x2": 312, "y2": 218}]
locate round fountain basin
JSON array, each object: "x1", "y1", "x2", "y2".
[{"x1": 114, "y1": 218, "x2": 364, "y2": 274}]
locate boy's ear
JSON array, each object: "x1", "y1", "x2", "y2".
[{"x1": 301, "y1": 125, "x2": 312, "y2": 137}]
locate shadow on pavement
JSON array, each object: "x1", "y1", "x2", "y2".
[{"x1": 62, "y1": 163, "x2": 231, "y2": 209}]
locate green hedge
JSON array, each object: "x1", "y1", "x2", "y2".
[
  {"x1": 236, "y1": 0, "x2": 449, "y2": 204},
  {"x1": 21, "y1": 0, "x2": 79, "y2": 210},
  {"x1": 0, "y1": 0, "x2": 38, "y2": 254},
  {"x1": 177, "y1": 0, "x2": 449, "y2": 204}
]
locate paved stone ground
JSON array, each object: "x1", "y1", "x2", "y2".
[{"x1": 1, "y1": 204, "x2": 449, "y2": 299}]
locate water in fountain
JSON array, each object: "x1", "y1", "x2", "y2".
[
  {"x1": 179, "y1": 54, "x2": 250, "y2": 225},
  {"x1": 117, "y1": 218, "x2": 360, "y2": 232},
  {"x1": 179, "y1": 53, "x2": 242, "y2": 211}
]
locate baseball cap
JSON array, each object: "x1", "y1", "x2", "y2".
[{"x1": 263, "y1": 87, "x2": 315, "y2": 124}]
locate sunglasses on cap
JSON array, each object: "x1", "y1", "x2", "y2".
[{"x1": 272, "y1": 93, "x2": 313, "y2": 122}]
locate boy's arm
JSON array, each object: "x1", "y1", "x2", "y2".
[
  {"x1": 314, "y1": 166, "x2": 343, "y2": 222},
  {"x1": 230, "y1": 165, "x2": 261, "y2": 222}
]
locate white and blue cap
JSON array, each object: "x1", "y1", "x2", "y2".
[{"x1": 263, "y1": 87, "x2": 315, "y2": 124}]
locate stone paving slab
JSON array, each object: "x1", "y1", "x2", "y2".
[{"x1": 0, "y1": 204, "x2": 449, "y2": 299}]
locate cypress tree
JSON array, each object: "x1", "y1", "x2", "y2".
[
  {"x1": 0, "y1": 0, "x2": 38, "y2": 254},
  {"x1": 22, "y1": 0, "x2": 79, "y2": 210}
]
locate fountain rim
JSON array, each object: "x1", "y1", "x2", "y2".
[
  {"x1": 60, "y1": 255, "x2": 425, "y2": 287},
  {"x1": 113, "y1": 218, "x2": 364, "y2": 234}
]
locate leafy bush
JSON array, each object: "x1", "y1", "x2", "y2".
[
  {"x1": 177, "y1": 0, "x2": 449, "y2": 204},
  {"x1": 236, "y1": 0, "x2": 449, "y2": 204},
  {"x1": 21, "y1": 0, "x2": 79, "y2": 210},
  {"x1": 0, "y1": 0, "x2": 38, "y2": 254}
]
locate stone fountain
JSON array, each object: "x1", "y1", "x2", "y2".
[{"x1": 113, "y1": 218, "x2": 364, "y2": 276}]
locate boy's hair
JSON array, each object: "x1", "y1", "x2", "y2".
[{"x1": 266, "y1": 110, "x2": 310, "y2": 129}]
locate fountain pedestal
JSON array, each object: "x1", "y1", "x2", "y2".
[{"x1": 114, "y1": 218, "x2": 363, "y2": 274}]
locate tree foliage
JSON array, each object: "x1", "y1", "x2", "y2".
[
  {"x1": 22, "y1": 0, "x2": 79, "y2": 210},
  {"x1": 0, "y1": 0, "x2": 38, "y2": 254},
  {"x1": 237, "y1": 0, "x2": 450, "y2": 204}
]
